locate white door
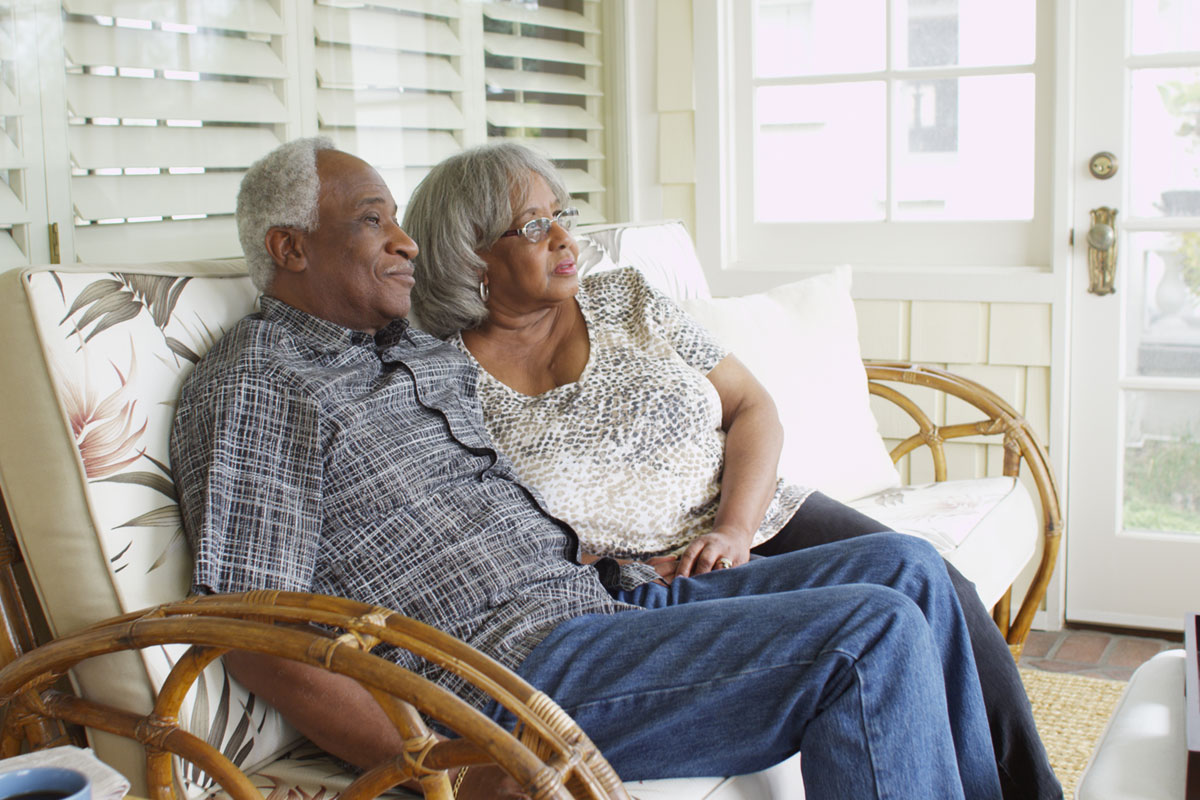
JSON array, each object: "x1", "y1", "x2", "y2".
[{"x1": 1066, "y1": 0, "x2": 1200, "y2": 631}]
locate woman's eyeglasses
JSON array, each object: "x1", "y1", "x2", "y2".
[{"x1": 500, "y1": 207, "x2": 579, "y2": 244}]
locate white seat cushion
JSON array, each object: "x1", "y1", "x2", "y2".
[
  {"x1": 848, "y1": 477, "x2": 1038, "y2": 609},
  {"x1": 230, "y1": 746, "x2": 804, "y2": 800},
  {"x1": 628, "y1": 754, "x2": 803, "y2": 799}
]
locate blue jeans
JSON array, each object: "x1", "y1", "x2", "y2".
[
  {"x1": 493, "y1": 533, "x2": 1002, "y2": 800},
  {"x1": 754, "y1": 492, "x2": 1062, "y2": 799}
]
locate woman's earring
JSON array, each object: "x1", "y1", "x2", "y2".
[{"x1": 479, "y1": 281, "x2": 490, "y2": 303}]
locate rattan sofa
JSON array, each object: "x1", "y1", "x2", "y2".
[{"x1": 0, "y1": 219, "x2": 1061, "y2": 799}]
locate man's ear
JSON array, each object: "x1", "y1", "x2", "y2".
[{"x1": 265, "y1": 227, "x2": 307, "y2": 274}]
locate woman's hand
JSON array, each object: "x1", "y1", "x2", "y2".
[
  {"x1": 579, "y1": 550, "x2": 679, "y2": 585},
  {"x1": 675, "y1": 529, "x2": 752, "y2": 578},
  {"x1": 645, "y1": 554, "x2": 681, "y2": 584}
]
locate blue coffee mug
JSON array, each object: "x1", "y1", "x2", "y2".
[{"x1": 0, "y1": 766, "x2": 90, "y2": 800}]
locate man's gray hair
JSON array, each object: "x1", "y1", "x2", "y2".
[
  {"x1": 404, "y1": 142, "x2": 570, "y2": 338},
  {"x1": 236, "y1": 136, "x2": 338, "y2": 292}
]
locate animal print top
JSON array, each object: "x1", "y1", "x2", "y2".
[{"x1": 451, "y1": 267, "x2": 810, "y2": 559}]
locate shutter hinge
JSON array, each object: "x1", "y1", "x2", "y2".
[{"x1": 48, "y1": 222, "x2": 60, "y2": 265}]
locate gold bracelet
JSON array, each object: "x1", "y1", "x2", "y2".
[{"x1": 452, "y1": 766, "x2": 469, "y2": 797}]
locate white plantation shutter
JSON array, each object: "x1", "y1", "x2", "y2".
[
  {"x1": 0, "y1": 3, "x2": 42, "y2": 267},
  {"x1": 314, "y1": 0, "x2": 609, "y2": 220},
  {"x1": 61, "y1": 0, "x2": 293, "y2": 262},
  {"x1": 313, "y1": 0, "x2": 468, "y2": 209},
  {"x1": 0, "y1": 0, "x2": 617, "y2": 270},
  {"x1": 482, "y1": 0, "x2": 607, "y2": 222}
]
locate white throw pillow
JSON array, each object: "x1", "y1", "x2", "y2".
[{"x1": 680, "y1": 266, "x2": 901, "y2": 502}]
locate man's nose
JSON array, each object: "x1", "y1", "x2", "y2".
[{"x1": 389, "y1": 223, "x2": 419, "y2": 260}]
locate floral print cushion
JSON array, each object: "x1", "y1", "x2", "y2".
[
  {"x1": 19, "y1": 263, "x2": 301, "y2": 797},
  {"x1": 848, "y1": 476, "x2": 1039, "y2": 609},
  {"x1": 212, "y1": 742, "x2": 420, "y2": 800}
]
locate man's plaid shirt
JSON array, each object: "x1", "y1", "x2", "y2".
[{"x1": 171, "y1": 297, "x2": 650, "y2": 710}]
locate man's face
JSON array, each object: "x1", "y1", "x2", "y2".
[{"x1": 293, "y1": 150, "x2": 417, "y2": 334}]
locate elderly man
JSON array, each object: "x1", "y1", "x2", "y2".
[{"x1": 170, "y1": 137, "x2": 1002, "y2": 800}]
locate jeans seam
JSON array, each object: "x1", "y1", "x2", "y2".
[
  {"x1": 560, "y1": 655, "x2": 835, "y2": 715},
  {"x1": 855, "y1": 660, "x2": 887, "y2": 800}
]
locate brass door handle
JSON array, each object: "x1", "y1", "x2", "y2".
[{"x1": 1087, "y1": 206, "x2": 1118, "y2": 295}]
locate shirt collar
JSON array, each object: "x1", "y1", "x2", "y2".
[{"x1": 259, "y1": 295, "x2": 411, "y2": 354}]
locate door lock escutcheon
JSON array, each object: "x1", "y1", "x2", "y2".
[
  {"x1": 1086, "y1": 206, "x2": 1118, "y2": 295},
  {"x1": 1088, "y1": 151, "x2": 1119, "y2": 180}
]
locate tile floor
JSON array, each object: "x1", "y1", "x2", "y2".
[{"x1": 1019, "y1": 625, "x2": 1185, "y2": 681}]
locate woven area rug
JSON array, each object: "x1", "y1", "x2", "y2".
[{"x1": 1019, "y1": 667, "x2": 1128, "y2": 797}]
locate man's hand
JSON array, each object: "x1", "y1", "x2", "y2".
[
  {"x1": 579, "y1": 550, "x2": 680, "y2": 585},
  {"x1": 456, "y1": 765, "x2": 532, "y2": 799},
  {"x1": 675, "y1": 529, "x2": 752, "y2": 578},
  {"x1": 227, "y1": 653, "x2": 544, "y2": 798}
]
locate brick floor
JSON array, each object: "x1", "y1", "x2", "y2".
[
  {"x1": 1021, "y1": 629, "x2": 1059, "y2": 660},
  {"x1": 1052, "y1": 632, "x2": 1112, "y2": 664},
  {"x1": 1020, "y1": 625, "x2": 1183, "y2": 681}
]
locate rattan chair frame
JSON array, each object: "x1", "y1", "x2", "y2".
[
  {"x1": 864, "y1": 361, "x2": 1064, "y2": 657},
  {"x1": 0, "y1": 592, "x2": 631, "y2": 800}
]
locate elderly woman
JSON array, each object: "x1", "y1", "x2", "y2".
[{"x1": 403, "y1": 142, "x2": 1062, "y2": 800}]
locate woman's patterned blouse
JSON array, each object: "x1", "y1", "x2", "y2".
[{"x1": 452, "y1": 267, "x2": 809, "y2": 558}]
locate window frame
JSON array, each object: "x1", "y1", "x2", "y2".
[{"x1": 694, "y1": 0, "x2": 1058, "y2": 277}]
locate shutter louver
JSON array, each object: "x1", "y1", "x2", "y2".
[
  {"x1": 62, "y1": 0, "x2": 289, "y2": 262},
  {"x1": 482, "y1": 0, "x2": 606, "y2": 223},
  {"x1": 0, "y1": 3, "x2": 35, "y2": 267},
  {"x1": 313, "y1": 1, "x2": 465, "y2": 206}
]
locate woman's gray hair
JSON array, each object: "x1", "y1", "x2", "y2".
[
  {"x1": 404, "y1": 141, "x2": 570, "y2": 338},
  {"x1": 236, "y1": 136, "x2": 338, "y2": 292}
]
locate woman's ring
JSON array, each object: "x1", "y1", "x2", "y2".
[{"x1": 716, "y1": 557, "x2": 733, "y2": 570}]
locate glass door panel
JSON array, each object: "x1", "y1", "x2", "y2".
[
  {"x1": 1123, "y1": 389, "x2": 1200, "y2": 536},
  {"x1": 1130, "y1": 67, "x2": 1200, "y2": 219}
]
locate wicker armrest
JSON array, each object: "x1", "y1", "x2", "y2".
[
  {"x1": 0, "y1": 592, "x2": 630, "y2": 800},
  {"x1": 863, "y1": 361, "x2": 1063, "y2": 656}
]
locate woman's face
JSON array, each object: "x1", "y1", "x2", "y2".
[{"x1": 479, "y1": 172, "x2": 580, "y2": 315}]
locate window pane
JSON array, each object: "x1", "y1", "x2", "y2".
[
  {"x1": 1127, "y1": 231, "x2": 1200, "y2": 378},
  {"x1": 895, "y1": 0, "x2": 1035, "y2": 69},
  {"x1": 894, "y1": 74, "x2": 1034, "y2": 220},
  {"x1": 1130, "y1": 67, "x2": 1200, "y2": 219},
  {"x1": 1123, "y1": 389, "x2": 1200, "y2": 535},
  {"x1": 755, "y1": 83, "x2": 885, "y2": 222},
  {"x1": 1132, "y1": 0, "x2": 1200, "y2": 56},
  {"x1": 755, "y1": 0, "x2": 885, "y2": 78}
]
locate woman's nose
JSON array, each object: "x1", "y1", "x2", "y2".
[{"x1": 549, "y1": 222, "x2": 573, "y2": 248}]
